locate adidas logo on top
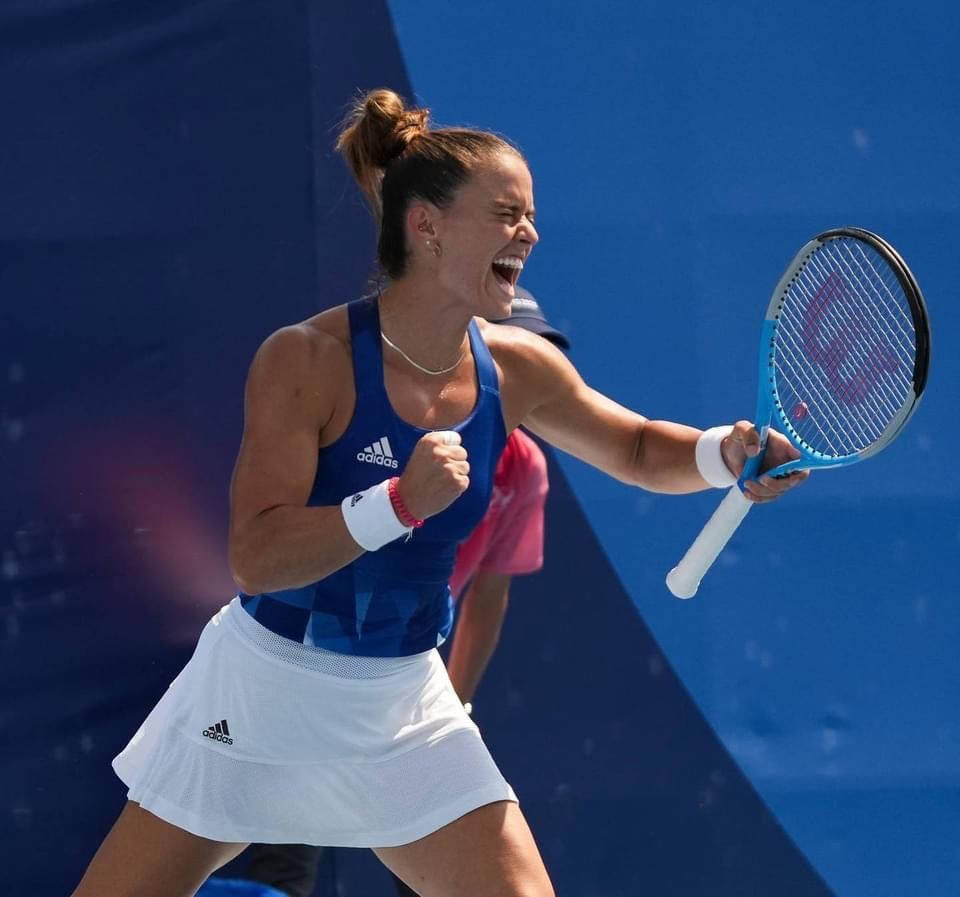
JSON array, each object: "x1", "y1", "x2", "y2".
[
  {"x1": 357, "y1": 436, "x2": 398, "y2": 468},
  {"x1": 202, "y1": 719, "x2": 233, "y2": 745}
]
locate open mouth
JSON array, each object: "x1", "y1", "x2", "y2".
[{"x1": 491, "y1": 255, "x2": 523, "y2": 295}]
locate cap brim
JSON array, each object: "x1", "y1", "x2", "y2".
[{"x1": 495, "y1": 314, "x2": 570, "y2": 350}]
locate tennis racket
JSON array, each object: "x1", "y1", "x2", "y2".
[{"x1": 666, "y1": 227, "x2": 931, "y2": 599}]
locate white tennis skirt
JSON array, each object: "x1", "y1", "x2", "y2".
[{"x1": 112, "y1": 598, "x2": 516, "y2": 847}]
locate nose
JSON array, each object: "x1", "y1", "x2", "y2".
[{"x1": 518, "y1": 215, "x2": 539, "y2": 247}]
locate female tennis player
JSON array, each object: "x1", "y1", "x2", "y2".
[
  {"x1": 71, "y1": 89, "x2": 806, "y2": 897},
  {"x1": 236, "y1": 291, "x2": 566, "y2": 897}
]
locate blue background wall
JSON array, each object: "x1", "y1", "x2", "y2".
[
  {"x1": 388, "y1": 2, "x2": 959, "y2": 894},
  {"x1": 2, "y1": 1, "x2": 957, "y2": 895}
]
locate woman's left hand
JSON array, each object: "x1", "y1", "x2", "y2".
[{"x1": 720, "y1": 420, "x2": 810, "y2": 503}]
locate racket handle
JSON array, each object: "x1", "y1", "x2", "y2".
[{"x1": 666, "y1": 486, "x2": 753, "y2": 599}]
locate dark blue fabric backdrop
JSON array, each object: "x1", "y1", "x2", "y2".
[{"x1": 1, "y1": 2, "x2": 398, "y2": 893}]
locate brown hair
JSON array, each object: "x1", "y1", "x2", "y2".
[{"x1": 336, "y1": 88, "x2": 520, "y2": 279}]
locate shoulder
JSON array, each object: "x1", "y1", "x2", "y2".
[
  {"x1": 476, "y1": 317, "x2": 582, "y2": 429},
  {"x1": 476, "y1": 317, "x2": 558, "y2": 370},
  {"x1": 243, "y1": 305, "x2": 357, "y2": 439},
  {"x1": 249, "y1": 305, "x2": 352, "y2": 385},
  {"x1": 476, "y1": 318, "x2": 571, "y2": 396}
]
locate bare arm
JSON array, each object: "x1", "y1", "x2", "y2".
[
  {"x1": 228, "y1": 326, "x2": 364, "y2": 595},
  {"x1": 508, "y1": 331, "x2": 805, "y2": 499},
  {"x1": 228, "y1": 323, "x2": 472, "y2": 594},
  {"x1": 446, "y1": 571, "x2": 512, "y2": 705}
]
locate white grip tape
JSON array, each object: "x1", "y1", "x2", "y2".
[
  {"x1": 666, "y1": 486, "x2": 753, "y2": 598},
  {"x1": 341, "y1": 480, "x2": 411, "y2": 552},
  {"x1": 695, "y1": 425, "x2": 737, "y2": 488}
]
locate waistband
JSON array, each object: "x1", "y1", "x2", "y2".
[{"x1": 228, "y1": 597, "x2": 433, "y2": 679}]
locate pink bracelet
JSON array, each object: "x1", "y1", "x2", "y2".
[{"x1": 387, "y1": 477, "x2": 424, "y2": 528}]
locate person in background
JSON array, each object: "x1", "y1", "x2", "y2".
[
  {"x1": 235, "y1": 289, "x2": 569, "y2": 897},
  {"x1": 445, "y1": 289, "x2": 569, "y2": 713}
]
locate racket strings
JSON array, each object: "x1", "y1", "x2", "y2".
[
  {"x1": 802, "y1": 254, "x2": 913, "y2": 416},
  {"x1": 774, "y1": 321, "x2": 876, "y2": 454},
  {"x1": 781, "y1": 242, "x2": 914, "y2": 448},
  {"x1": 793, "y1": 263, "x2": 906, "y2": 421},
  {"x1": 778, "y1": 278, "x2": 904, "y2": 452},
  {"x1": 812, "y1": 245, "x2": 916, "y2": 374},
  {"x1": 838, "y1": 241, "x2": 916, "y2": 355},
  {"x1": 773, "y1": 237, "x2": 916, "y2": 457},
  {"x1": 777, "y1": 279, "x2": 896, "y2": 449},
  {"x1": 809, "y1": 241, "x2": 916, "y2": 394}
]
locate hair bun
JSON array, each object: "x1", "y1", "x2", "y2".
[
  {"x1": 386, "y1": 105, "x2": 430, "y2": 163},
  {"x1": 336, "y1": 89, "x2": 430, "y2": 212},
  {"x1": 340, "y1": 88, "x2": 429, "y2": 165},
  {"x1": 335, "y1": 87, "x2": 518, "y2": 276}
]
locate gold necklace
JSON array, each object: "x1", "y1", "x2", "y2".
[{"x1": 380, "y1": 329, "x2": 465, "y2": 376}]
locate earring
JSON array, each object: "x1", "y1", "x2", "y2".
[{"x1": 426, "y1": 240, "x2": 442, "y2": 258}]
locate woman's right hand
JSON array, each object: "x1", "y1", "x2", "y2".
[{"x1": 396, "y1": 431, "x2": 470, "y2": 521}]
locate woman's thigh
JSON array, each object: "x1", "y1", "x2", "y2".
[
  {"x1": 71, "y1": 800, "x2": 248, "y2": 897},
  {"x1": 374, "y1": 801, "x2": 554, "y2": 897}
]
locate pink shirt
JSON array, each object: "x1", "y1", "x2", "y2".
[{"x1": 448, "y1": 428, "x2": 549, "y2": 599}]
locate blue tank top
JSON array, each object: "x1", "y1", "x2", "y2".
[{"x1": 240, "y1": 296, "x2": 507, "y2": 656}]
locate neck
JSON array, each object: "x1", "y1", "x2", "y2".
[{"x1": 378, "y1": 277, "x2": 473, "y2": 374}]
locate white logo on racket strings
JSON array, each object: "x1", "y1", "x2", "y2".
[{"x1": 357, "y1": 436, "x2": 399, "y2": 468}]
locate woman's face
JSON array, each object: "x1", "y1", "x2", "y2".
[{"x1": 428, "y1": 151, "x2": 539, "y2": 320}]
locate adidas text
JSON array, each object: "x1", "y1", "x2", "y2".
[
  {"x1": 202, "y1": 719, "x2": 234, "y2": 745},
  {"x1": 356, "y1": 451, "x2": 398, "y2": 468},
  {"x1": 357, "y1": 436, "x2": 398, "y2": 468}
]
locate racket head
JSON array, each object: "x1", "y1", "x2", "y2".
[{"x1": 754, "y1": 227, "x2": 930, "y2": 476}]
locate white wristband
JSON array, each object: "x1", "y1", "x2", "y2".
[
  {"x1": 341, "y1": 480, "x2": 411, "y2": 551},
  {"x1": 695, "y1": 425, "x2": 737, "y2": 488}
]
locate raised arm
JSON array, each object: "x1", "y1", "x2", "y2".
[{"x1": 504, "y1": 329, "x2": 805, "y2": 500}]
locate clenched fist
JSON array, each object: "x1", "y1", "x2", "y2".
[{"x1": 395, "y1": 431, "x2": 470, "y2": 520}]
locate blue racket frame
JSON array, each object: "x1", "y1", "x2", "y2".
[
  {"x1": 668, "y1": 227, "x2": 929, "y2": 599},
  {"x1": 738, "y1": 228, "x2": 929, "y2": 490}
]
